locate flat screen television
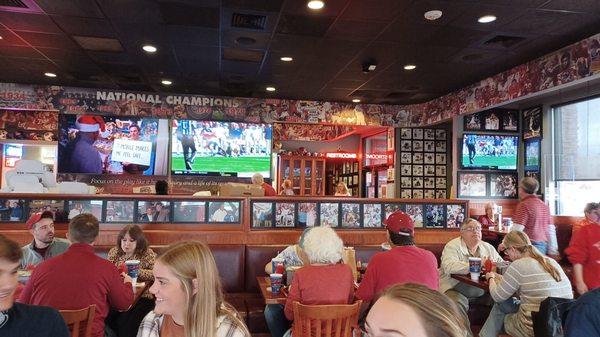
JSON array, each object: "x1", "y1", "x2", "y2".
[
  {"x1": 461, "y1": 133, "x2": 518, "y2": 170},
  {"x1": 171, "y1": 120, "x2": 272, "y2": 178},
  {"x1": 57, "y1": 115, "x2": 169, "y2": 175},
  {"x1": 524, "y1": 138, "x2": 540, "y2": 171}
]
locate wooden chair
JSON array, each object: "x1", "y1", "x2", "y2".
[
  {"x1": 292, "y1": 300, "x2": 362, "y2": 337},
  {"x1": 59, "y1": 305, "x2": 96, "y2": 337}
]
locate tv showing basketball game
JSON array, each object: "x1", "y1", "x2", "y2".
[
  {"x1": 171, "y1": 120, "x2": 272, "y2": 178},
  {"x1": 57, "y1": 114, "x2": 169, "y2": 175},
  {"x1": 461, "y1": 134, "x2": 518, "y2": 170}
]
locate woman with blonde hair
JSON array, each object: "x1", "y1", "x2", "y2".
[
  {"x1": 334, "y1": 181, "x2": 351, "y2": 196},
  {"x1": 280, "y1": 179, "x2": 295, "y2": 196},
  {"x1": 366, "y1": 283, "x2": 469, "y2": 337},
  {"x1": 480, "y1": 231, "x2": 573, "y2": 337},
  {"x1": 137, "y1": 241, "x2": 250, "y2": 337}
]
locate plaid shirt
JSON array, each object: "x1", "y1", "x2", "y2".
[{"x1": 137, "y1": 309, "x2": 250, "y2": 337}]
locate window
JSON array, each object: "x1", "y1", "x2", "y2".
[{"x1": 551, "y1": 96, "x2": 600, "y2": 215}]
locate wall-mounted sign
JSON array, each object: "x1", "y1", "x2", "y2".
[{"x1": 325, "y1": 152, "x2": 358, "y2": 159}]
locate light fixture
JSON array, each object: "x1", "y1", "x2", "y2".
[
  {"x1": 161, "y1": 80, "x2": 172, "y2": 85},
  {"x1": 478, "y1": 15, "x2": 496, "y2": 23},
  {"x1": 44, "y1": 72, "x2": 57, "y2": 77},
  {"x1": 280, "y1": 56, "x2": 293, "y2": 62},
  {"x1": 352, "y1": 99, "x2": 361, "y2": 103},
  {"x1": 403, "y1": 64, "x2": 416, "y2": 70},
  {"x1": 142, "y1": 45, "x2": 157, "y2": 53},
  {"x1": 266, "y1": 86, "x2": 276, "y2": 92},
  {"x1": 307, "y1": 1, "x2": 324, "y2": 10},
  {"x1": 0, "y1": 36, "x2": 3, "y2": 40},
  {"x1": 362, "y1": 61, "x2": 377, "y2": 74},
  {"x1": 424, "y1": 10, "x2": 442, "y2": 21}
]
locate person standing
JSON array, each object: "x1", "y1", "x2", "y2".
[
  {"x1": 512, "y1": 177, "x2": 551, "y2": 254},
  {"x1": 20, "y1": 211, "x2": 70, "y2": 269},
  {"x1": 177, "y1": 120, "x2": 197, "y2": 171},
  {"x1": 566, "y1": 207, "x2": 600, "y2": 295}
]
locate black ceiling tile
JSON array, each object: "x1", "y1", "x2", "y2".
[
  {"x1": 86, "y1": 51, "x2": 132, "y2": 64},
  {"x1": 33, "y1": 0, "x2": 104, "y2": 17},
  {"x1": 282, "y1": 0, "x2": 349, "y2": 17},
  {"x1": 276, "y1": 14, "x2": 336, "y2": 37},
  {"x1": 325, "y1": 79, "x2": 365, "y2": 89},
  {"x1": 0, "y1": 28, "x2": 27, "y2": 46},
  {"x1": 96, "y1": 0, "x2": 162, "y2": 22},
  {"x1": 16, "y1": 31, "x2": 79, "y2": 49},
  {"x1": 377, "y1": 20, "x2": 442, "y2": 45},
  {"x1": 173, "y1": 44, "x2": 219, "y2": 64},
  {"x1": 0, "y1": 12, "x2": 62, "y2": 33},
  {"x1": 451, "y1": 47, "x2": 508, "y2": 65},
  {"x1": 52, "y1": 16, "x2": 116, "y2": 38},
  {"x1": 472, "y1": 0, "x2": 548, "y2": 7},
  {"x1": 221, "y1": 30, "x2": 271, "y2": 49},
  {"x1": 165, "y1": 26, "x2": 219, "y2": 46},
  {"x1": 0, "y1": 45, "x2": 45, "y2": 58},
  {"x1": 222, "y1": 0, "x2": 284, "y2": 13},
  {"x1": 270, "y1": 34, "x2": 321, "y2": 54},
  {"x1": 341, "y1": 0, "x2": 410, "y2": 22},
  {"x1": 326, "y1": 19, "x2": 388, "y2": 41},
  {"x1": 37, "y1": 47, "x2": 88, "y2": 61},
  {"x1": 541, "y1": 0, "x2": 600, "y2": 13},
  {"x1": 427, "y1": 26, "x2": 491, "y2": 48},
  {"x1": 158, "y1": 2, "x2": 219, "y2": 28},
  {"x1": 502, "y1": 9, "x2": 588, "y2": 36},
  {"x1": 447, "y1": 4, "x2": 525, "y2": 31},
  {"x1": 221, "y1": 59, "x2": 262, "y2": 75}
]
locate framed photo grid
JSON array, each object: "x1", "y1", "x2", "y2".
[
  {"x1": 463, "y1": 109, "x2": 519, "y2": 133},
  {"x1": 457, "y1": 171, "x2": 518, "y2": 199},
  {"x1": 398, "y1": 127, "x2": 449, "y2": 199}
]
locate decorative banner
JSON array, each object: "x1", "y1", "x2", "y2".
[
  {"x1": 273, "y1": 123, "x2": 357, "y2": 141},
  {"x1": 0, "y1": 109, "x2": 58, "y2": 141}
]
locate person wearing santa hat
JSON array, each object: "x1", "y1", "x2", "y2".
[{"x1": 66, "y1": 115, "x2": 105, "y2": 174}]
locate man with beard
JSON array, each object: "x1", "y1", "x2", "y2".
[{"x1": 20, "y1": 211, "x2": 70, "y2": 269}]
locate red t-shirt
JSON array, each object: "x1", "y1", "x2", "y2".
[
  {"x1": 19, "y1": 243, "x2": 133, "y2": 337},
  {"x1": 566, "y1": 224, "x2": 600, "y2": 290},
  {"x1": 513, "y1": 195, "x2": 551, "y2": 243},
  {"x1": 356, "y1": 245, "x2": 439, "y2": 302},
  {"x1": 262, "y1": 182, "x2": 277, "y2": 196},
  {"x1": 478, "y1": 215, "x2": 495, "y2": 227},
  {"x1": 284, "y1": 264, "x2": 354, "y2": 321}
]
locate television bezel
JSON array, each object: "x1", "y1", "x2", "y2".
[{"x1": 460, "y1": 133, "x2": 519, "y2": 171}]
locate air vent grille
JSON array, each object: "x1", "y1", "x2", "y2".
[
  {"x1": 0, "y1": 0, "x2": 27, "y2": 8},
  {"x1": 231, "y1": 13, "x2": 267, "y2": 30},
  {"x1": 483, "y1": 35, "x2": 525, "y2": 48}
]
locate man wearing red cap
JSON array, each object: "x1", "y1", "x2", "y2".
[
  {"x1": 20, "y1": 211, "x2": 70, "y2": 270},
  {"x1": 64, "y1": 115, "x2": 105, "y2": 174},
  {"x1": 356, "y1": 211, "x2": 438, "y2": 311}
]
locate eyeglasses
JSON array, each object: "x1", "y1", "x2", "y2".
[{"x1": 462, "y1": 226, "x2": 482, "y2": 232}]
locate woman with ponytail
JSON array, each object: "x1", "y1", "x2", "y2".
[
  {"x1": 479, "y1": 231, "x2": 573, "y2": 337},
  {"x1": 137, "y1": 241, "x2": 250, "y2": 337}
]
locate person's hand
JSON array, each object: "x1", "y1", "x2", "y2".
[
  {"x1": 498, "y1": 243, "x2": 505, "y2": 252},
  {"x1": 576, "y1": 281, "x2": 588, "y2": 295},
  {"x1": 122, "y1": 272, "x2": 133, "y2": 284},
  {"x1": 485, "y1": 272, "x2": 498, "y2": 281}
]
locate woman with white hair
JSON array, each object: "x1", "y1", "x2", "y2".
[
  {"x1": 252, "y1": 173, "x2": 277, "y2": 196},
  {"x1": 478, "y1": 202, "x2": 497, "y2": 227},
  {"x1": 283, "y1": 226, "x2": 354, "y2": 325}
]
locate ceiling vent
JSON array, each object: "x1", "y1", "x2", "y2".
[
  {"x1": 231, "y1": 13, "x2": 267, "y2": 30},
  {"x1": 223, "y1": 48, "x2": 264, "y2": 63},
  {"x1": 483, "y1": 35, "x2": 525, "y2": 48},
  {"x1": 0, "y1": 0, "x2": 26, "y2": 8}
]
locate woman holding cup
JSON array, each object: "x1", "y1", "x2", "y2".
[
  {"x1": 106, "y1": 225, "x2": 157, "y2": 337},
  {"x1": 479, "y1": 231, "x2": 573, "y2": 337}
]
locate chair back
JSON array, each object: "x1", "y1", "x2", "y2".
[
  {"x1": 292, "y1": 301, "x2": 362, "y2": 337},
  {"x1": 59, "y1": 305, "x2": 96, "y2": 337}
]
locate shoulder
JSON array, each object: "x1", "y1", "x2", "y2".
[
  {"x1": 144, "y1": 248, "x2": 158, "y2": 258},
  {"x1": 217, "y1": 313, "x2": 250, "y2": 337},
  {"x1": 54, "y1": 238, "x2": 70, "y2": 247},
  {"x1": 138, "y1": 311, "x2": 163, "y2": 337},
  {"x1": 443, "y1": 237, "x2": 461, "y2": 250},
  {"x1": 108, "y1": 247, "x2": 119, "y2": 255},
  {"x1": 13, "y1": 302, "x2": 64, "y2": 323}
]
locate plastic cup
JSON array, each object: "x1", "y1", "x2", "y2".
[
  {"x1": 468, "y1": 257, "x2": 482, "y2": 281},
  {"x1": 271, "y1": 258, "x2": 285, "y2": 274},
  {"x1": 125, "y1": 260, "x2": 140, "y2": 282},
  {"x1": 270, "y1": 273, "x2": 283, "y2": 295}
]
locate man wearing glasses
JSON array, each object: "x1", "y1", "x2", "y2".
[
  {"x1": 439, "y1": 219, "x2": 504, "y2": 323},
  {"x1": 20, "y1": 211, "x2": 70, "y2": 269}
]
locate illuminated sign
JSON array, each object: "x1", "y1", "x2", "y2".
[
  {"x1": 365, "y1": 154, "x2": 388, "y2": 160},
  {"x1": 325, "y1": 152, "x2": 358, "y2": 159}
]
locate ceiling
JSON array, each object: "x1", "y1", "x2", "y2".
[{"x1": 0, "y1": 0, "x2": 599, "y2": 105}]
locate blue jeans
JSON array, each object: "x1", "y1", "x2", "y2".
[
  {"x1": 265, "y1": 304, "x2": 291, "y2": 337},
  {"x1": 479, "y1": 298, "x2": 520, "y2": 337},
  {"x1": 532, "y1": 241, "x2": 547, "y2": 255}
]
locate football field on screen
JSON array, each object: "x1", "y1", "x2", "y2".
[
  {"x1": 172, "y1": 156, "x2": 271, "y2": 173},
  {"x1": 461, "y1": 155, "x2": 516, "y2": 168}
]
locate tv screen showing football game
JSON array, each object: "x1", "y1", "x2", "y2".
[
  {"x1": 171, "y1": 120, "x2": 272, "y2": 178},
  {"x1": 524, "y1": 138, "x2": 540, "y2": 171},
  {"x1": 57, "y1": 115, "x2": 169, "y2": 175},
  {"x1": 461, "y1": 134, "x2": 518, "y2": 170}
]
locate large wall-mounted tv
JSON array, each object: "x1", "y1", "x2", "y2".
[
  {"x1": 461, "y1": 133, "x2": 518, "y2": 170},
  {"x1": 58, "y1": 115, "x2": 169, "y2": 175},
  {"x1": 171, "y1": 120, "x2": 272, "y2": 178}
]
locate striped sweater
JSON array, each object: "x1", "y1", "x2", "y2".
[{"x1": 489, "y1": 257, "x2": 573, "y2": 337}]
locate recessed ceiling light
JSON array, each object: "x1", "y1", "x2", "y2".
[
  {"x1": 307, "y1": 1, "x2": 324, "y2": 10},
  {"x1": 352, "y1": 99, "x2": 361, "y2": 103},
  {"x1": 44, "y1": 72, "x2": 57, "y2": 77},
  {"x1": 0, "y1": 36, "x2": 3, "y2": 40},
  {"x1": 161, "y1": 80, "x2": 172, "y2": 85},
  {"x1": 478, "y1": 15, "x2": 496, "y2": 23},
  {"x1": 403, "y1": 64, "x2": 417, "y2": 70},
  {"x1": 280, "y1": 56, "x2": 293, "y2": 62},
  {"x1": 424, "y1": 10, "x2": 443, "y2": 21},
  {"x1": 266, "y1": 86, "x2": 276, "y2": 92},
  {"x1": 142, "y1": 45, "x2": 157, "y2": 53}
]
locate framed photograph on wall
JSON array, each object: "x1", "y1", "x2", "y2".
[
  {"x1": 401, "y1": 165, "x2": 412, "y2": 176},
  {"x1": 400, "y1": 177, "x2": 412, "y2": 188},
  {"x1": 424, "y1": 153, "x2": 435, "y2": 164},
  {"x1": 68, "y1": 200, "x2": 103, "y2": 221},
  {"x1": 105, "y1": 200, "x2": 134, "y2": 223},
  {"x1": 435, "y1": 177, "x2": 447, "y2": 189},
  {"x1": 424, "y1": 204, "x2": 445, "y2": 228},
  {"x1": 364, "y1": 203, "x2": 382, "y2": 227},
  {"x1": 412, "y1": 153, "x2": 424, "y2": 164},
  {"x1": 173, "y1": 201, "x2": 206, "y2": 222},
  {"x1": 435, "y1": 190, "x2": 447, "y2": 199},
  {"x1": 424, "y1": 189, "x2": 435, "y2": 199},
  {"x1": 413, "y1": 129, "x2": 424, "y2": 139},
  {"x1": 252, "y1": 202, "x2": 273, "y2": 228},
  {"x1": 208, "y1": 202, "x2": 240, "y2": 223},
  {"x1": 406, "y1": 204, "x2": 424, "y2": 227},
  {"x1": 401, "y1": 152, "x2": 412, "y2": 163},
  {"x1": 522, "y1": 105, "x2": 542, "y2": 139},
  {"x1": 320, "y1": 203, "x2": 339, "y2": 227},
  {"x1": 412, "y1": 177, "x2": 423, "y2": 188},
  {"x1": 401, "y1": 189, "x2": 412, "y2": 198},
  {"x1": 458, "y1": 173, "x2": 487, "y2": 198},
  {"x1": 275, "y1": 202, "x2": 295, "y2": 227},
  {"x1": 435, "y1": 129, "x2": 447, "y2": 140},
  {"x1": 502, "y1": 110, "x2": 519, "y2": 131},
  {"x1": 424, "y1": 141, "x2": 435, "y2": 152},
  {"x1": 137, "y1": 201, "x2": 171, "y2": 223},
  {"x1": 435, "y1": 165, "x2": 446, "y2": 176},
  {"x1": 435, "y1": 153, "x2": 447, "y2": 165},
  {"x1": 341, "y1": 203, "x2": 361, "y2": 228},
  {"x1": 424, "y1": 129, "x2": 435, "y2": 140},
  {"x1": 401, "y1": 140, "x2": 412, "y2": 151},
  {"x1": 490, "y1": 172, "x2": 518, "y2": 198},
  {"x1": 412, "y1": 165, "x2": 424, "y2": 176},
  {"x1": 524, "y1": 138, "x2": 541, "y2": 171},
  {"x1": 447, "y1": 205, "x2": 465, "y2": 229},
  {"x1": 298, "y1": 202, "x2": 317, "y2": 227},
  {"x1": 401, "y1": 128, "x2": 412, "y2": 139},
  {"x1": 484, "y1": 111, "x2": 501, "y2": 131},
  {"x1": 464, "y1": 113, "x2": 482, "y2": 131},
  {"x1": 435, "y1": 141, "x2": 446, "y2": 152},
  {"x1": 424, "y1": 177, "x2": 435, "y2": 189},
  {"x1": 424, "y1": 165, "x2": 435, "y2": 176},
  {"x1": 413, "y1": 141, "x2": 424, "y2": 151},
  {"x1": 413, "y1": 190, "x2": 424, "y2": 199}
]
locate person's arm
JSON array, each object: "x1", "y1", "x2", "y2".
[
  {"x1": 106, "y1": 266, "x2": 134, "y2": 311},
  {"x1": 488, "y1": 263, "x2": 519, "y2": 303},
  {"x1": 284, "y1": 270, "x2": 301, "y2": 321},
  {"x1": 572, "y1": 264, "x2": 588, "y2": 295},
  {"x1": 566, "y1": 228, "x2": 589, "y2": 295},
  {"x1": 355, "y1": 257, "x2": 376, "y2": 303},
  {"x1": 18, "y1": 269, "x2": 36, "y2": 303},
  {"x1": 138, "y1": 249, "x2": 156, "y2": 282},
  {"x1": 441, "y1": 244, "x2": 469, "y2": 275},
  {"x1": 512, "y1": 203, "x2": 528, "y2": 231},
  {"x1": 107, "y1": 247, "x2": 118, "y2": 264}
]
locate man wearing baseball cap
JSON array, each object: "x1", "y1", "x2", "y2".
[
  {"x1": 20, "y1": 211, "x2": 70, "y2": 270},
  {"x1": 356, "y1": 211, "x2": 439, "y2": 311}
]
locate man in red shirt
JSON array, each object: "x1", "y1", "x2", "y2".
[
  {"x1": 513, "y1": 177, "x2": 551, "y2": 254},
  {"x1": 19, "y1": 214, "x2": 134, "y2": 337},
  {"x1": 356, "y1": 211, "x2": 438, "y2": 314},
  {"x1": 252, "y1": 173, "x2": 277, "y2": 196}
]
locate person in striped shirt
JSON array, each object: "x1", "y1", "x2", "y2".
[{"x1": 479, "y1": 231, "x2": 573, "y2": 337}]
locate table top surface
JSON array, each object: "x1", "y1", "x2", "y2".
[
  {"x1": 451, "y1": 273, "x2": 489, "y2": 291},
  {"x1": 257, "y1": 276, "x2": 287, "y2": 305}
]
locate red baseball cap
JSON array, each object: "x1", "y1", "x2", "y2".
[
  {"x1": 383, "y1": 211, "x2": 414, "y2": 236},
  {"x1": 26, "y1": 211, "x2": 54, "y2": 230}
]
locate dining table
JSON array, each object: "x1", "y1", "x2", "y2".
[
  {"x1": 451, "y1": 273, "x2": 490, "y2": 291},
  {"x1": 257, "y1": 276, "x2": 287, "y2": 305}
]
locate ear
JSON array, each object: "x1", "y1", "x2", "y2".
[
  {"x1": 65, "y1": 232, "x2": 70, "y2": 241},
  {"x1": 192, "y1": 278, "x2": 198, "y2": 295}
]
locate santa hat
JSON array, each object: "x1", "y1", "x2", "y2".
[{"x1": 76, "y1": 115, "x2": 105, "y2": 132}]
